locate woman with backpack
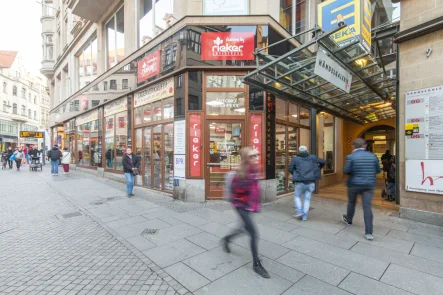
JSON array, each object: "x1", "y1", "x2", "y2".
[{"x1": 221, "y1": 147, "x2": 270, "y2": 279}]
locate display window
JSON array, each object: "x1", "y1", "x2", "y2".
[
  {"x1": 77, "y1": 120, "x2": 100, "y2": 168},
  {"x1": 104, "y1": 112, "x2": 128, "y2": 171}
]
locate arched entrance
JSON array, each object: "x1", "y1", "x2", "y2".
[{"x1": 359, "y1": 125, "x2": 395, "y2": 158}]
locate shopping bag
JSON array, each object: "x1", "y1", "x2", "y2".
[{"x1": 9, "y1": 154, "x2": 16, "y2": 161}]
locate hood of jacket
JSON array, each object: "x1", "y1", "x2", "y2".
[
  {"x1": 52, "y1": 147, "x2": 59, "y2": 151},
  {"x1": 297, "y1": 151, "x2": 310, "y2": 157}
]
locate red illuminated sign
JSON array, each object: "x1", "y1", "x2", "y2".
[
  {"x1": 137, "y1": 50, "x2": 161, "y2": 83},
  {"x1": 250, "y1": 114, "x2": 262, "y2": 168},
  {"x1": 189, "y1": 114, "x2": 201, "y2": 177},
  {"x1": 201, "y1": 32, "x2": 255, "y2": 61}
]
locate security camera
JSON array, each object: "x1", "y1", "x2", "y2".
[{"x1": 426, "y1": 48, "x2": 433, "y2": 57}]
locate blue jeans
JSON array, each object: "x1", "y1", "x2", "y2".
[
  {"x1": 124, "y1": 173, "x2": 134, "y2": 194},
  {"x1": 51, "y1": 159, "x2": 59, "y2": 174},
  {"x1": 294, "y1": 182, "x2": 316, "y2": 219}
]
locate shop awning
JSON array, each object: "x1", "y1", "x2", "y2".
[{"x1": 243, "y1": 24, "x2": 397, "y2": 124}]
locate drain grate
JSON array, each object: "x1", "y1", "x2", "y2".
[
  {"x1": 141, "y1": 229, "x2": 159, "y2": 236},
  {"x1": 60, "y1": 212, "x2": 82, "y2": 219}
]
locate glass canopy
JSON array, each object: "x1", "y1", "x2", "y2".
[{"x1": 243, "y1": 24, "x2": 397, "y2": 124}]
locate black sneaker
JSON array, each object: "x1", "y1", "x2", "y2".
[
  {"x1": 342, "y1": 214, "x2": 352, "y2": 225},
  {"x1": 253, "y1": 260, "x2": 270, "y2": 279},
  {"x1": 221, "y1": 237, "x2": 231, "y2": 253},
  {"x1": 129, "y1": 193, "x2": 135, "y2": 197}
]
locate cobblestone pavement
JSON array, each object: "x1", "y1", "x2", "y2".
[{"x1": 2, "y1": 166, "x2": 443, "y2": 295}]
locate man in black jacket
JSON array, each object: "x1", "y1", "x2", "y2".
[
  {"x1": 122, "y1": 147, "x2": 141, "y2": 197},
  {"x1": 28, "y1": 145, "x2": 40, "y2": 160},
  {"x1": 288, "y1": 146, "x2": 326, "y2": 221},
  {"x1": 47, "y1": 145, "x2": 63, "y2": 176}
]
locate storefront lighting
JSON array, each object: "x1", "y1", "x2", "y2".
[
  {"x1": 355, "y1": 58, "x2": 367, "y2": 67},
  {"x1": 292, "y1": 114, "x2": 298, "y2": 118},
  {"x1": 275, "y1": 82, "x2": 281, "y2": 88}
]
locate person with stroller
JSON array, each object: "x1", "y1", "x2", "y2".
[
  {"x1": 6, "y1": 146, "x2": 14, "y2": 169},
  {"x1": 385, "y1": 156, "x2": 396, "y2": 202},
  {"x1": 221, "y1": 147, "x2": 270, "y2": 279}
]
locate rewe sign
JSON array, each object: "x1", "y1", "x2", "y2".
[
  {"x1": 201, "y1": 32, "x2": 255, "y2": 61},
  {"x1": 137, "y1": 50, "x2": 160, "y2": 83}
]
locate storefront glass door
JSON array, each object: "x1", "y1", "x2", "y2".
[
  {"x1": 206, "y1": 121, "x2": 243, "y2": 199},
  {"x1": 143, "y1": 128, "x2": 152, "y2": 187}
]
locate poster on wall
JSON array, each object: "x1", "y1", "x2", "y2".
[
  {"x1": 137, "y1": 50, "x2": 161, "y2": 83},
  {"x1": 174, "y1": 155, "x2": 186, "y2": 179},
  {"x1": 134, "y1": 78, "x2": 174, "y2": 108},
  {"x1": 104, "y1": 97, "x2": 128, "y2": 117},
  {"x1": 174, "y1": 120, "x2": 186, "y2": 154},
  {"x1": 406, "y1": 160, "x2": 443, "y2": 195},
  {"x1": 203, "y1": 0, "x2": 248, "y2": 15},
  {"x1": 201, "y1": 32, "x2": 255, "y2": 61},
  {"x1": 405, "y1": 85, "x2": 443, "y2": 160}
]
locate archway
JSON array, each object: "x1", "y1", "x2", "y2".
[{"x1": 359, "y1": 125, "x2": 395, "y2": 156}]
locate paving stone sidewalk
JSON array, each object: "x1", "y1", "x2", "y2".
[{"x1": 2, "y1": 167, "x2": 443, "y2": 295}]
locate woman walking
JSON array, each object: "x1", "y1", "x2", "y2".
[
  {"x1": 13, "y1": 147, "x2": 25, "y2": 171},
  {"x1": 61, "y1": 147, "x2": 71, "y2": 174},
  {"x1": 222, "y1": 147, "x2": 270, "y2": 278}
]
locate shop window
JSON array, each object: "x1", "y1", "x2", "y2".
[
  {"x1": 135, "y1": 129, "x2": 143, "y2": 185},
  {"x1": 188, "y1": 71, "x2": 202, "y2": 110},
  {"x1": 115, "y1": 112, "x2": 128, "y2": 171},
  {"x1": 206, "y1": 76, "x2": 244, "y2": 88},
  {"x1": 105, "y1": 115, "x2": 115, "y2": 169},
  {"x1": 206, "y1": 92, "x2": 245, "y2": 116},
  {"x1": 289, "y1": 103, "x2": 299, "y2": 123},
  {"x1": 106, "y1": 6, "x2": 125, "y2": 69},
  {"x1": 12, "y1": 86, "x2": 17, "y2": 96},
  {"x1": 152, "y1": 101, "x2": 162, "y2": 121},
  {"x1": 323, "y1": 113, "x2": 335, "y2": 174},
  {"x1": 163, "y1": 97, "x2": 174, "y2": 120},
  {"x1": 164, "y1": 123, "x2": 173, "y2": 190},
  {"x1": 276, "y1": 98, "x2": 287, "y2": 121},
  {"x1": 299, "y1": 107, "x2": 310, "y2": 126}
]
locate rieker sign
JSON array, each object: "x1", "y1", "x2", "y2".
[
  {"x1": 137, "y1": 50, "x2": 160, "y2": 83},
  {"x1": 201, "y1": 32, "x2": 255, "y2": 60}
]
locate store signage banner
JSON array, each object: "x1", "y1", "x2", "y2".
[
  {"x1": 134, "y1": 78, "x2": 174, "y2": 108},
  {"x1": 361, "y1": 0, "x2": 372, "y2": 50},
  {"x1": 250, "y1": 114, "x2": 262, "y2": 169},
  {"x1": 174, "y1": 155, "x2": 186, "y2": 179},
  {"x1": 406, "y1": 160, "x2": 443, "y2": 195},
  {"x1": 314, "y1": 50, "x2": 352, "y2": 93},
  {"x1": 265, "y1": 93, "x2": 276, "y2": 179},
  {"x1": 203, "y1": 0, "x2": 248, "y2": 15},
  {"x1": 174, "y1": 120, "x2": 186, "y2": 155},
  {"x1": 137, "y1": 50, "x2": 161, "y2": 83},
  {"x1": 80, "y1": 95, "x2": 88, "y2": 111},
  {"x1": 76, "y1": 110, "x2": 98, "y2": 126},
  {"x1": 189, "y1": 114, "x2": 201, "y2": 177},
  {"x1": 318, "y1": 0, "x2": 361, "y2": 45},
  {"x1": 104, "y1": 97, "x2": 128, "y2": 117},
  {"x1": 201, "y1": 32, "x2": 255, "y2": 61}
]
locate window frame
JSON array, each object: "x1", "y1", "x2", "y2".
[{"x1": 105, "y1": 5, "x2": 125, "y2": 70}]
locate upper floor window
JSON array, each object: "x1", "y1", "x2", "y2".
[
  {"x1": 34, "y1": 111, "x2": 37, "y2": 120},
  {"x1": 106, "y1": 6, "x2": 125, "y2": 69},
  {"x1": 103, "y1": 81, "x2": 108, "y2": 91},
  {"x1": 28, "y1": 93, "x2": 31, "y2": 101},
  {"x1": 187, "y1": 30, "x2": 201, "y2": 53},
  {"x1": 42, "y1": 1, "x2": 55, "y2": 17},
  {"x1": 12, "y1": 86, "x2": 17, "y2": 96},
  {"x1": 28, "y1": 109, "x2": 31, "y2": 118},
  {"x1": 3, "y1": 101, "x2": 7, "y2": 112},
  {"x1": 122, "y1": 79, "x2": 128, "y2": 89},
  {"x1": 34, "y1": 96, "x2": 37, "y2": 104},
  {"x1": 3, "y1": 82, "x2": 6, "y2": 93},
  {"x1": 77, "y1": 36, "x2": 98, "y2": 91},
  {"x1": 12, "y1": 103, "x2": 17, "y2": 114},
  {"x1": 21, "y1": 105, "x2": 26, "y2": 116},
  {"x1": 110, "y1": 80, "x2": 117, "y2": 90},
  {"x1": 21, "y1": 88, "x2": 26, "y2": 98}
]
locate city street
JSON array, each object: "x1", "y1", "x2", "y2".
[{"x1": 1, "y1": 166, "x2": 443, "y2": 295}]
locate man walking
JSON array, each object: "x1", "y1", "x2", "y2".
[
  {"x1": 6, "y1": 146, "x2": 14, "y2": 169},
  {"x1": 288, "y1": 146, "x2": 326, "y2": 221},
  {"x1": 47, "y1": 145, "x2": 62, "y2": 176},
  {"x1": 342, "y1": 138, "x2": 381, "y2": 240},
  {"x1": 122, "y1": 147, "x2": 140, "y2": 197}
]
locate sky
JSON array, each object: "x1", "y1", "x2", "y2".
[{"x1": 0, "y1": 0, "x2": 43, "y2": 75}]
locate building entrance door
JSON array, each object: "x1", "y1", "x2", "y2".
[{"x1": 205, "y1": 120, "x2": 244, "y2": 199}]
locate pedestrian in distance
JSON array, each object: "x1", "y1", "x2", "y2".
[
  {"x1": 288, "y1": 145, "x2": 326, "y2": 221},
  {"x1": 61, "y1": 147, "x2": 72, "y2": 174},
  {"x1": 221, "y1": 147, "x2": 270, "y2": 279},
  {"x1": 122, "y1": 147, "x2": 141, "y2": 197},
  {"x1": 342, "y1": 138, "x2": 381, "y2": 241},
  {"x1": 47, "y1": 145, "x2": 63, "y2": 176},
  {"x1": 6, "y1": 146, "x2": 14, "y2": 169},
  {"x1": 13, "y1": 147, "x2": 25, "y2": 171},
  {"x1": 385, "y1": 156, "x2": 396, "y2": 202}
]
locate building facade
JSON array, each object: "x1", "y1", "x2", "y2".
[
  {"x1": 0, "y1": 51, "x2": 50, "y2": 150},
  {"x1": 40, "y1": 1, "x2": 403, "y2": 206}
]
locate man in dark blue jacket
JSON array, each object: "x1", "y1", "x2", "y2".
[
  {"x1": 342, "y1": 138, "x2": 381, "y2": 240},
  {"x1": 289, "y1": 146, "x2": 326, "y2": 221}
]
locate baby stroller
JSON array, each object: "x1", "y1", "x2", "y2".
[
  {"x1": 381, "y1": 157, "x2": 396, "y2": 202},
  {"x1": 29, "y1": 156, "x2": 43, "y2": 171},
  {"x1": 1, "y1": 153, "x2": 7, "y2": 170}
]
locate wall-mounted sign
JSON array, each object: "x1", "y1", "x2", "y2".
[
  {"x1": 20, "y1": 131, "x2": 44, "y2": 138},
  {"x1": 314, "y1": 50, "x2": 352, "y2": 93},
  {"x1": 373, "y1": 135, "x2": 387, "y2": 141},
  {"x1": 174, "y1": 155, "x2": 186, "y2": 179},
  {"x1": 174, "y1": 120, "x2": 186, "y2": 155},
  {"x1": 134, "y1": 78, "x2": 174, "y2": 108},
  {"x1": 406, "y1": 160, "x2": 443, "y2": 195},
  {"x1": 250, "y1": 114, "x2": 262, "y2": 169},
  {"x1": 137, "y1": 50, "x2": 161, "y2": 83},
  {"x1": 104, "y1": 97, "x2": 128, "y2": 117},
  {"x1": 79, "y1": 95, "x2": 88, "y2": 111},
  {"x1": 201, "y1": 32, "x2": 255, "y2": 61},
  {"x1": 76, "y1": 110, "x2": 99, "y2": 126},
  {"x1": 189, "y1": 114, "x2": 201, "y2": 177},
  {"x1": 203, "y1": 0, "x2": 248, "y2": 15},
  {"x1": 361, "y1": 0, "x2": 372, "y2": 50},
  {"x1": 265, "y1": 93, "x2": 276, "y2": 179}
]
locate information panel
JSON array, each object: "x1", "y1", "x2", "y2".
[{"x1": 20, "y1": 131, "x2": 44, "y2": 138}]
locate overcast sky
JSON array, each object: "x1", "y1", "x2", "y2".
[{"x1": 0, "y1": 0, "x2": 43, "y2": 75}]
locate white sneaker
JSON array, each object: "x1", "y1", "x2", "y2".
[{"x1": 365, "y1": 234, "x2": 374, "y2": 240}]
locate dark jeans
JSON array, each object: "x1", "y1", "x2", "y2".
[
  {"x1": 225, "y1": 207, "x2": 259, "y2": 264},
  {"x1": 8, "y1": 160, "x2": 13, "y2": 168},
  {"x1": 346, "y1": 186, "x2": 374, "y2": 235},
  {"x1": 15, "y1": 159, "x2": 22, "y2": 169}
]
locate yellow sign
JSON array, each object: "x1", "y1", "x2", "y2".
[
  {"x1": 361, "y1": 0, "x2": 372, "y2": 49},
  {"x1": 405, "y1": 123, "x2": 419, "y2": 130},
  {"x1": 20, "y1": 131, "x2": 44, "y2": 138}
]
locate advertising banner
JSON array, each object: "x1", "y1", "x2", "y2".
[
  {"x1": 104, "y1": 97, "x2": 128, "y2": 117},
  {"x1": 406, "y1": 160, "x2": 443, "y2": 195},
  {"x1": 189, "y1": 114, "x2": 201, "y2": 177},
  {"x1": 201, "y1": 32, "x2": 255, "y2": 61},
  {"x1": 174, "y1": 120, "x2": 186, "y2": 155},
  {"x1": 361, "y1": 0, "x2": 372, "y2": 50},
  {"x1": 137, "y1": 50, "x2": 161, "y2": 83},
  {"x1": 250, "y1": 114, "x2": 262, "y2": 169},
  {"x1": 134, "y1": 78, "x2": 174, "y2": 108},
  {"x1": 76, "y1": 110, "x2": 99, "y2": 126},
  {"x1": 174, "y1": 155, "x2": 186, "y2": 179},
  {"x1": 314, "y1": 50, "x2": 352, "y2": 93}
]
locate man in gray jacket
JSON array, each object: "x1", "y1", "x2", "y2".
[
  {"x1": 289, "y1": 146, "x2": 326, "y2": 221},
  {"x1": 342, "y1": 138, "x2": 381, "y2": 240}
]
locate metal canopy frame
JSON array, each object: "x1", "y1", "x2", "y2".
[{"x1": 243, "y1": 23, "x2": 398, "y2": 124}]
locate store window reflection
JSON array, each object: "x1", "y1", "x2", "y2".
[
  {"x1": 77, "y1": 119, "x2": 99, "y2": 168},
  {"x1": 206, "y1": 92, "x2": 245, "y2": 116},
  {"x1": 106, "y1": 6, "x2": 125, "y2": 69},
  {"x1": 115, "y1": 112, "x2": 128, "y2": 171},
  {"x1": 322, "y1": 113, "x2": 335, "y2": 174},
  {"x1": 105, "y1": 115, "x2": 115, "y2": 169}
]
